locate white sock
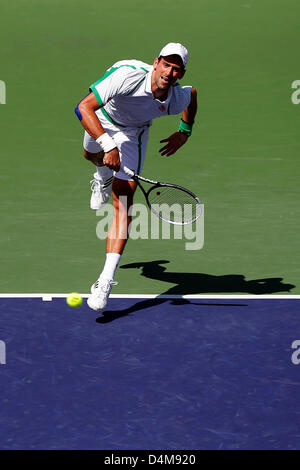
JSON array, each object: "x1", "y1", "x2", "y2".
[
  {"x1": 95, "y1": 166, "x2": 113, "y2": 183},
  {"x1": 99, "y1": 253, "x2": 122, "y2": 281}
]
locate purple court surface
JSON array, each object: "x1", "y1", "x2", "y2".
[{"x1": 0, "y1": 297, "x2": 300, "y2": 450}]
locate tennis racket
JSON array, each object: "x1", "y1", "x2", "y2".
[{"x1": 122, "y1": 166, "x2": 202, "y2": 225}]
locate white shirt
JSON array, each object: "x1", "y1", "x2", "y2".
[{"x1": 89, "y1": 59, "x2": 192, "y2": 132}]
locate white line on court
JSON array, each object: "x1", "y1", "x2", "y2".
[{"x1": 0, "y1": 294, "x2": 299, "y2": 301}]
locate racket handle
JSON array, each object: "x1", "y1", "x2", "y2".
[{"x1": 122, "y1": 165, "x2": 135, "y2": 178}]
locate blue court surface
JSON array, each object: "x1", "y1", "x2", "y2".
[{"x1": 0, "y1": 296, "x2": 300, "y2": 450}]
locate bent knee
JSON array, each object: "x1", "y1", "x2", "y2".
[
  {"x1": 83, "y1": 150, "x2": 105, "y2": 165},
  {"x1": 83, "y1": 149, "x2": 104, "y2": 158}
]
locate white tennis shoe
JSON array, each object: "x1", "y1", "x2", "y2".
[
  {"x1": 90, "y1": 176, "x2": 113, "y2": 210},
  {"x1": 87, "y1": 278, "x2": 118, "y2": 311}
]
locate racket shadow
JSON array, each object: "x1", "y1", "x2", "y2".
[{"x1": 96, "y1": 260, "x2": 295, "y2": 324}]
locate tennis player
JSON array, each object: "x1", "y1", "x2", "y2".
[{"x1": 75, "y1": 42, "x2": 197, "y2": 311}]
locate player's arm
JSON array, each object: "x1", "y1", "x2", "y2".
[
  {"x1": 159, "y1": 87, "x2": 198, "y2": 157},
  {"x1": 182, "y1": 86, "x2": 197, "y2": 127},
  {"x1": 76, "y1": 92, "x2": 106, "y2": 140},
  {"x1": 75, "y1": 92, "x2": 120, "y2": 171}
]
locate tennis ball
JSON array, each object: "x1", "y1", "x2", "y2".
[{"x1": 66, "y1": 293, "x2": 82, "y2": 308}]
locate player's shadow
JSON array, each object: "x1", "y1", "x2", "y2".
[{"x1": 96, "y1": 260, "x2": 295, "y2": 324}]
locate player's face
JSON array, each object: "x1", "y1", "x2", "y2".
[{"x1": 152, "y1": 55, "x2": 185, "y2": 91}]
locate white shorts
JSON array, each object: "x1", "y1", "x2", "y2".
[{"x1": 83, "y1": 126, "x2": 149, "y2": 181}]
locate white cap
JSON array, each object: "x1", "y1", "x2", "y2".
[{"x1": 158, "y1": 42, "x2": 189, "y2": 67}]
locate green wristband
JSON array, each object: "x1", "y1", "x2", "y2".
[{"x1": 178, "y1": 119, "x2": 193, "y2": 137}]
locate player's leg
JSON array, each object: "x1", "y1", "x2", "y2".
[
  {"x1": 87, "y1": 128, "x2": 149, "y2": 312},
  {"x1": 87, "y1": 178, "x2": 137, "y2": 312},
  {"x1": 83, "y1": 131, "x2": 113, "y2": 210},
  {"x1": 106, "y1": 177, "x2": 137, "y2": 254},
  {"x1": 101, "y1": 127, "x2": 149, "y2": 266}
]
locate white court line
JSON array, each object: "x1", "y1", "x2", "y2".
[{"x1": 0, "y1": 294, "x2": 299, "y2": 300}]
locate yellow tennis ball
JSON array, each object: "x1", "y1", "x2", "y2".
[{"x1": 66, "y1": 293, "x2": 82, "y2": 308}]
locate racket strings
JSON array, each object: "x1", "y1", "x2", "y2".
[{"x1": 147, "y1": 185, "x2": 200, "y2": 224}]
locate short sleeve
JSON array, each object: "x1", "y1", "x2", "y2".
[
  {"x1": 89, "y1": 65, "x2": 135, "y2": 107},
  {"x1": 168, "y1": 85, "x2": 192, "y2": 115}
]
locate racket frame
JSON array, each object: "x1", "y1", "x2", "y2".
[{"x1": 122, "y1": 166, "x2": 202, "y2": 225}]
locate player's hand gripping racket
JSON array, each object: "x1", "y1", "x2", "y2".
[{"x1": 122, "y1": 166, "x2": 202, "y2": 225}]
